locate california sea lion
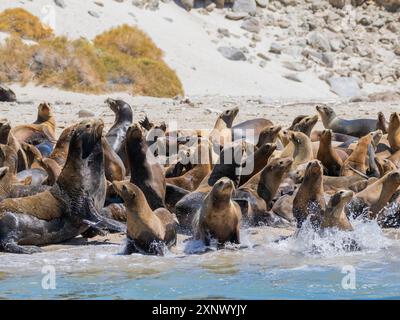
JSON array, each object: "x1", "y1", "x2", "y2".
[
  {"x1": 0, "y1": 119, "x2": 124, "y2": 254},
  {"x1": 340, "y1": 133, "x2": 372, "y2": 176},
  {"x1": 105, "y1": 98, "x2": 133, "y2": 168},
  {"x1": 126, "y1": 123, "x2": 166, "y2": 210},
  {"x1": 102, "y1": 137, "x2": 126, "y2": 182},
  {"x1": 316, "y1": 105, "x2": 378, "y2": 138},
  {"x1": 377, "y1": 112, "x2": 388, "y2": 134},
  {"x1": 49, "y1": 123, "x2": 78, "y2": 166},
  {"x1": 209, "y1": 107, "x2": 239, "y2": 151},
  {"x1": 346, "y1": 170, "x2": 400, "y2": 219},
  {"x1": 388, "y1": 112, "x2": 400, "y2": 152},
  {"x1": 321, "y1": 190, "x2": 354, "y2": 231},
  {"x1": 256, "y1": 125, "x2": 281, "y2": 148},
  {"x1": 113, "y1": 181, "x2": 178, "y2": 255},
  {"x1": 292, "y1": 160, "x2": 325, "y2": 228},
  {"x1": 289, "y1": 114, "x2": 318, "y2": 137},
  {"x1": 194, "y1": 177, "x2": 241, "y2": 246},
  {"x1": 0, "y1": 118, "x2": 11, "y2": 144},
  {"x1": 289, "y1": 131, "x2": 313, "y2": 169},
  {"x1": 317, "y1": 129, "x2": 343, "y2": 176},
  {"x1": 232, "y1": 118, "x2": 273, "y2": 145},
  {"x1": 234, "y1": 157, "x2": 293, "y2": 225}
]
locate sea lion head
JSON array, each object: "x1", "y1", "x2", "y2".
[
  {"x1": 219, "y1": 107, "x2": 239, "y2": 127},
  {"x1": 316, "y1": 105, "x2": 336, "y2": 126},
  {"x1": 389, "y1": 112, "x2": 400, "y2": 127},
  {"x1": 70, "y1": 118, "x2": 104, "y2": 159},
  {"x1": 105, "y1": 98, "x2": 133, "y2": 122},
  {"x1": 375, "y1": 157, "x2": 397, "y2": 177},
  {"x1": 385, "y1": 170, "x2": 400, "y2": 186},
  {"x1": 320, "y1": 129, "x2": 333, "y2": 143},
  {"x1": 291, "y1": 114, "x2": 319, "y2": 136},
  {"x1": 258, "y1": 125, "x2": 281, "y2": 144},
  {"x1": 127, "y1": 123, "x2": 145, "y2": 142},
  {"x1": 327, "y1": 190, "x2": 353, "y2": 216},
  {"x1": 112, "y1": 181, "x2": 146, "y2": 210},
  {"x1": 37, "y1": 102, "x2": 53, "y2": 121},
  {"x1": 211, "y1": 177, "x2": 235, "y2": 200},
  {"x1": 304, "y1": 160, "x2": 323, "y2": 181},
  {"x1": 371, "y1": 129, "x2": 383, "y2": 147},
  {"x1": 289, "y1": 131, "x2": 308, "y2": 146},
  {"x1": 265, "y1": 157, "x2": 293, "y2": 176}
]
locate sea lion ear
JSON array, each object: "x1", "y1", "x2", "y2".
[
  {"x1": 23, "y1": 176, "x2": 32, "y2": 186},
  {"x1": 159, "y1": 122, "x2": 167, "y2": 132}
]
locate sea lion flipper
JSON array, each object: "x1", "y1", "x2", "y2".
[{"x1": 1, "y1": 239, "x2": 42, "y2": 254}]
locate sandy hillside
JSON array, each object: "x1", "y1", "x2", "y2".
[{"x1": 0, "y1": 0, "x2": 383, "y2": 99}]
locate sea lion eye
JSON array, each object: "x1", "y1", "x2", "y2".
[{"x1": 86, "y1": 124, "x2": 91, "y2": 129}]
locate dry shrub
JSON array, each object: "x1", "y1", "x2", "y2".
[{"x1": 0, "y1": 8, "x2": 53, "y2": 41}]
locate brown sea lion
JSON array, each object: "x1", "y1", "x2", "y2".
[
  {"x1": 234, "y1": 157, "x2": 293, "y2": 225},
  {"x1": 340, "y1": 133, "x2": 372, "y2": 176},
  {"x1": 377, "y1": 112, "x2": 388, "y2": 134},
  {"x1": 375, "y1": 157, "x2": 397, "y2": 177},
  {"x1": 347, "y1": 170, "x2": 400, "y2": 219},
  {"x1": 388, "y1": 112, "x2": 400, "y2": 152},
  {"x1": 113, "y1": 181, "x2": 178, "y2": 255},
  {"x1": 316, "y1": 105, "x2": 379, "y2": 138},
  {"x1": 323, "y1": 175, "x2": 366, "y2": 194},
  {"x1": 49, "y1": 124, "x2": 78, "y2": 166},
  {"x1": 125, "y1": 123, "x2": 166, "y2": 210},
  {"x1": 256, "y1": 125, "x2": 281, "y2": 147},
  {"x1": 0, "y1": 119, "x2": 125, "y2": 254},
  {"x1": 33, "y1": 102, "x2": 56, "y2": 138},
  {"x1": 238, "y1": 143, "x2": 276, "y2": 185},
  {"x1": 209, "y1": 107, "x2": 239, "y2": 150},
  {"x1": 166, "y1": 140, "x2": 212, "y2": 191},
  {"x1": 102, "y1": 137, "x2": 126, "y2": 182},
  {"x1": 321, "y1": 190, "x2": 354, "y2": 231},
  {"x1": 317, "y1": 129, "x2": 343, "y2": 176},
  {"x1": 292, "y1": 160, "x2": 325, "y2": 228},
  {"x1": 194, "y1": 177, "x2": 241, "y2": 246}
]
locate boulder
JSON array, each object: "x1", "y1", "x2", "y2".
[
  {"x1": 328, "y1": 77, "x2": 361, "y2": 98},
  {"x1": 232, "y1": 0, "x2": 257, "y2": 13},
  {"x1": 54, "y1": 0, "x2": 66, "y2": 8},
  {"x1": 241, "y1": 18, "x2": 261, "y2": 33},
  {"x1": 225, "y1": 11, "x2": 248, "y2": 20},
  {"x1": 307, "y1": 31, "x2": 331, "y2": 52},
  {"x1": 0, "y1": 85, "x2": 16, "y2": 102},
  {"x1": 218, "y1": 47, "x2": 247, "y2": 61}
]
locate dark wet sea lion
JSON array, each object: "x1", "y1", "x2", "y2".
[
  {"x1": 113, "y1": 181, "x2": 178, "y2": 255},
  {"x1": 0, "y1": 119, "x2": 125, "y2": 254},
  {"x1": 317, "y1": 129, "x2": 343, "y2": 176},
  {"x1": 377, "y1": 112, "x2": 388, "y2": 134},
  {"x1": 0, "y1": 118, "x2": 11, "y2": 144},
  {"x1": 105, "y1": 98, "x2": 133, "y2": 169},
  {"x1": 347, "y1": 170, "x2": 400, "y2": 219},
  {"x1": 316, "y1": 105, "x2": 378, "y2": 138},
  {"x1": 293, "y1": 160, "x2": 325, "y2": 228},
  {"x1": 321, "y1": 190, "x2": 354, "y2": 231},
  {"x1": 378, "y1": 190, "x2": 400, "y2": 228},
  {"x1": 388, "y1": 112, "x2": 400, "y2": 152},
  {"x1": 126, "y1": 123, "x2": 166, "y2": 210},
  {"x1": 234, "y1": 157, "x2": 293, "y2": 225},
  {"x1": 194, "y1": 177, "x2": 241, "y2": 246},
  {"x1": 238, "y1": 142, "x2": 276, "y2": 185}
]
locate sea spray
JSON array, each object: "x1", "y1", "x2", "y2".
[{"x1": 270, "y1": 216, "x2": 393, "y2": 258}]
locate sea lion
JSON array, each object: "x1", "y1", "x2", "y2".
[
  {"x1": 317, "y1": 129, "x2": 343, "y2": 176},
  {"x1": 0, "y1": 118, "x2": 11, "y2": 144},
  {"x1": 234, "y1": 157, "x2": 293, "y2": 225},
  {"x1": 105, "y1": 98, "x2": 133, "y2": 168},
  {"x1": 347, "y1": 170, "x2": 400, "y2": 219},
  {"x1": 194, "y1": 177, "x2": 241, "y2": 246},
  {"x1": 321, "y1": 190, "x2": 354, "y2": 231},
  {"x1": 238, "y1": 142, "x2": 276, "y2": 185},
  {"x1": 113, "y1": 181, "x2": 178, "y2": 255},
  {"x1": 232, "y1": 118, "x2": 273, "y2": 145},
  {"x1": 316, "y1": 105, "x2": 378, "y2": 138},
  {"x1": 125, "y1": 123, "x2": 166, "y2": 210},
  {"x1": 208, "y1": 107, "x2": 239, "y2": 151},
  {"x1": 340, "y1": 133, "x2": 372, "y2": 176},
  {"x1": 174, "y1": 141, "x2": 246, "y2": 228},
  {"x1": 375, "y1": 157, "x2": 397, "y2": 177},
  {"x1": 49, "y1": 124, "x2": 78, "y2": 166},
  {"x1": 0, "y1": 119, "x2": 124, "y2": 254},
  {"x1": 256, "y1": 125, "x2": 281, "y2": 148},
  {"x1": 292, "y1": 160, "x2": 325, "y2": 228},
  {"x1": 377, "y1": 112, "x2": 388, "y2": 134},
  {"x1": 388, "y1": 112, "x2": 400, "y2": 152},
  {"x1": 323, "y1": 175, "x2": 366, "y2": 194},
  {"x1": 11, "y1": 102, "x2": 56, "y2": 145},
  {"x1": 166, "y1": 139, "x2": 212, "y2": 191},
  {"x1": 289, "y1": 114, "x2": 318, "y2": 137},
  {"x1": 289, "y1": 131, "x2": 313, "y2": 169},
  {"x1": 102, "y1": 137, "x2": 126, "y2": 182}
]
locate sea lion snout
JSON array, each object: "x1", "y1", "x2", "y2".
[{"x1": 127, "y1": 123, "x2": 144, "y2": 140}]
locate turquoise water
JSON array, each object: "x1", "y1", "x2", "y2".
[{"x1": 1, "y1": 220, "x2": 400, "y2": 299}]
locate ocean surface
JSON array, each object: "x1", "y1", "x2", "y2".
[{"x1": 1, "y1": 218, "x2": 399, "y2": 300}]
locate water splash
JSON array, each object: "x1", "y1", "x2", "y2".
[{"x1": 270, "y1": 216, "x2": 393, "y2": 258}]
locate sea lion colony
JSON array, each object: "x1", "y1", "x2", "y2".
[{"x1": 0, "y1": 99, "x2": 399, "y2": 255}]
